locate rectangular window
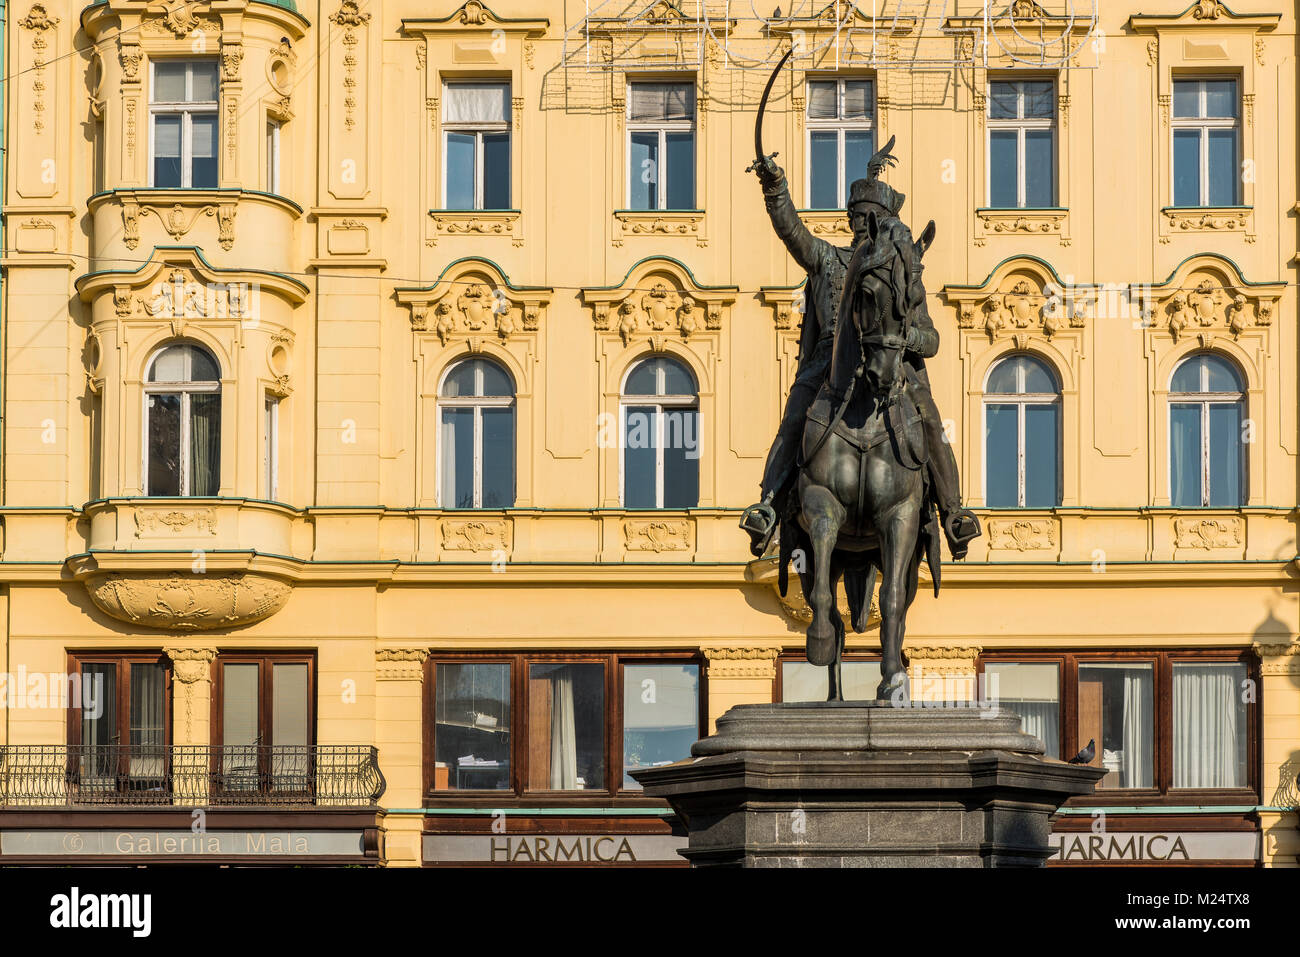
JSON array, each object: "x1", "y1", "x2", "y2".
[
  {"x1": 442, "y1": 81, "x2": 511, "y2": 210},
  {"x1": 806, "y1": 78, "x2": 874, "y2": 209},
  {"x1": 426, "y1": 654, "x2": 703, "y2": 798},
  {"x1": 779, "y1": 658, "x2": 882, "y2": 703},
  {"x1": 150, "y1": 60, "x2": 219, "y2": 188},
  {"x1": 263, "y1": 395, "x2": 279, "y2": 500},
  {"x1": 627, "y1": 82, "x2": 696, "y2": 211},
  {"x1": 987, "y1": 78, "x2": 1056, "y2": 208},
  {"x1": 70, "y1": 655, "x2": 170, "y2": 799},
  {"x1": 1171, "y1": 77, "x2": 1239, "y2": 207},
  {"x1": 266, "y1": 119, "x2": 281, "y2": 194},
  {"x1": 215, "y1": 654, "x2": 313, "y2": 795},
  {"x1": 979, "y1": 652, "x2": 1255, "y2": 801}
]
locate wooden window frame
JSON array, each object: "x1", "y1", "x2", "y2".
[
  {"x1": 423, "y1": 651, "x2": 706, "y2": 806},
  {"x1": 977, "y1": 649, "x2": 1259, "y2": 807},
  {"x1": 210, "y1": 652, "x2": 317, "y2": 750},
  {"x1": 67, "y1": 652, "x2": 173, "y2": 798}
]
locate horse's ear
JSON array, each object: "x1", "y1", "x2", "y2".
[{"x1": 916, "y1": 220, "x2": 936, "y2": 258}]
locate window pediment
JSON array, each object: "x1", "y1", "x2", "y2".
[
  {"x1": 395, "y1": 257, "x2": 551, "y2": 350},
  {"x1": 1140, "y1": 253, "x2": 1282, "y2": 343},
  {"x1": 582, "y1": 257, "x2": 736, "y2": 350}
]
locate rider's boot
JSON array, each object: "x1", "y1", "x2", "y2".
[
  {"x1": 919, "y1": 403, "x2": 981, "y2": 560},
  {"x1": 740, "y1": 492, "x2": 778, "y2": 558}
]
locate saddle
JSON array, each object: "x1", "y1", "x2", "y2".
[{"x1": 803, "y1": 380, "x2": 927, "y2": 472}]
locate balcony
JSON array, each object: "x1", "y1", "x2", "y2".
[{"x1": 0, "y1": 745, "x2": 385, "y2": 808}]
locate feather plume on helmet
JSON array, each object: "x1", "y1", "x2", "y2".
[{"x1": 848, "y1": 134, "x2": 905, "y2": 216}]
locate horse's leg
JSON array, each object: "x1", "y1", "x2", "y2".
[
  {"x1": 875, "y1": 504, "x2": 922, "y2": 702},
  {"x1": 801, "y1": 484, "x2": 846, "y2": 668},
  {"x1": 827, "y1": 566, "x2": 846, "y2": 702}
]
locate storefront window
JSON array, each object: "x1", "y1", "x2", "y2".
[
  {"x1": 622, "y1": 663, "x2": 700, "y2": 789},
  {"x1": 1077, "y1": 662, "x2": 1154, "y2": 789},
  {"x1": 433, "y1": 662, "x2": 511, "y2": 790},
  {"x1": 1173, "y1": 662, "x2": 1247, "y2": 789},
  {"x1": 984, "y1": 661, "x2": 1060, "y2": 758},
  {"x1": 528, "y1": 663, "x2": 606, "y2": 791},
  {"x1": 780, "y1": 659, "x2": 881, "y2": 702}
]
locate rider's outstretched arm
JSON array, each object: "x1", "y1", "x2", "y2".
[{"x1": 757, "y1": 159, "x2": 831, "y2": 276}]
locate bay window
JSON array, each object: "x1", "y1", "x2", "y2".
[{"x1": 151, "y1": 60, "x2": 219, "y2": 189}]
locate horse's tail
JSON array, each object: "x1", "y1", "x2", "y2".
[{"x1": 843, "y1": 562, "x2": 876, "y2": 633}]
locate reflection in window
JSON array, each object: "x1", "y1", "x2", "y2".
[
  {"x1": 627, "y1": 83, "x2": 695, "y2": 210},
  {"x1": 984, "y1": 661, "x2": 1060, "y2": 758},
  {"x1": 622, "y1": 356, "x2": 699, "y2": 508},
  {"x1": 528, "y1": 663, "x2": 605, "y2": 791},
  {"x1": 984, "y1": 354, "x2": 1060, "y2": 507},
  {"x1": 1173, "y1": 662, "x2": 1247, "y2": 789},
  {"x1": 439, "y1": 357, "x2": 516, "y2": 508},
  {"x1": 781, "y1": 660, "x2": 882, "y2": 702},
  {"x1": 1077, "y1": 663, "x2": 1154, "y2": 789},
  {"x1": 145, "y1": 343, "x2": 221, "y2": 496},
  {"x1": 1169, "y1": 353, "x2": 1244, "y2": 507},
  {"x1": 434, "y1": 663, "x2": 512, "y2": 791},
  {"x1": 806, "y1": 78, "x2": 874, "y2": 209},
  {"x1": 622, "y1": 664, "x2": 700, "y2": 788},
  {"x1": 987, "y1": 78, "x2": 1055, "y2": 208},
  {"x1": 151, "y1": 60, "x2": 219, "y2": 188},
  {"x1": 1172, "y1": 77, "x2": 1239, "y2": 207}
]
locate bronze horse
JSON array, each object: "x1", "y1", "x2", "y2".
[{"x1": 776, "y1": 211, "x2": 942, "y2": 702}]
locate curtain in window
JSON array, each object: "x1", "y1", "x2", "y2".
[
  {"x1": 807, "y1": 82, "x2": 839, "y2": 120},
  {"x1": 1013, "y1": 701, "x2": 1060, "y2": 760},
  {"x1": 80, "y1": 664, "x2": 116, "y2": 786},
  {"x1": 1121, "y1": 671, "x2": 1154, "y2": 788},
  {"x1": 548, "y1": 670, "x2": 578, "y2": 790},
  {"x1": 628, "y1": 83, "x2": 694, "y2": 122},
  {"x1": 444, "y1": 83, "x2": 509, "y2": 123},
  {"x1": 1173, "y1": 665, "x2": 1242, "y2": 788},
  {"x1": 189, "y1": 393, "x2": 221, "y2": 496},
  {"x1": 129, "y1": 664, "x2": 165, "y2": 781}
]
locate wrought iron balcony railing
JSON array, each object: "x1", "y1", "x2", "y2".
[{"x1": 0, "y1": 745, "x2": 386, "y2": 808}]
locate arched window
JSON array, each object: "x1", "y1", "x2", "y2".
[
  {"x1": 439, "y1": 357, "x2": 516, "y2": 508},
  {"x1": 1169, "y1": 353, "x2": 1245, "y2": 507},
  {"x1": 621, "y1": 356, "x2": 699, "y2": 508},
  {"x1": 145, "y1": 343, "x2": 221, "y2": 496},
  {"x1": 984, "y1": 354, "x2": 1060, "y2": 508}
]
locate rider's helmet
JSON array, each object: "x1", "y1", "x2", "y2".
[{"x1": 848, "y1": 135, "x2": 905, "y2": 217}]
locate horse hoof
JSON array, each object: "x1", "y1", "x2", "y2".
[
  {"x1": 875, "y1": 671, "x2": 909, "y2": 703},
  {"x1": 806, "y1": 632, "x2": 836, "y2": 667}
]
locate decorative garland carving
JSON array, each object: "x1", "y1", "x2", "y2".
[
  {"x1": 87, "y1": 572, "x2": 291, "y2": 631},
  {"x1": 135, "y1": 507, "x2": 219, "y2": 536},
  {"x1": 987, "y1": 518, "x2": 1059, "y2": 551},
  {"x1": 20, "y1": 4, "x2": 59, "y2": 134},
  {"x1": 441, "y1": 519, "x2": 511, "y2": 553},
  {"x1": 1173, "y1": 517, "x2": 1242, "y2": 549},
  {"x1": 331, "y1": 0, "x2": 371, "y2": 132},
  {"x1": 623, "y1": 519, "x2": 692, "y2": 552}
]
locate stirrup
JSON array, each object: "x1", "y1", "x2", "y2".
[
  {"x1": 739, "y1": 502, "x2": 778, "y2": 557},
  {"x1": 942, "y1": 509, "x2": 981, "y2": 561}
]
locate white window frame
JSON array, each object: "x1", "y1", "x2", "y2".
[
  {"x1": 986, "y1": 77, "x2": 1056, "y2": 208},
  {"x1": 618, "y1": 359, "x2": 699, "y2": 508},
  {"x1": 441, "y1": 80, "x2": 512, "y2": 210},
  {"x1": 1167, "y1": 355, "x2": 1245, "y2": 507},
  {"x1": 267, "y1": 118, "x2": 282, "y2": 194},
  {"x1": 804, "y1": 77, "x2": 875, "y2": 209},
  {"x1": 982, "y1": 357, "x2": 1061, "y2": 508},
  {"x1": 436, "y1": 359, "x2": 516, "y2": 508},
  {"x1": 148, "y1": 59, "x2": 220, "y2": 189},
  {"x1": 264, "y1": 394, "x2": 279, "y2": 500},
  {"x1": 1170, "y1": 75, "x2": 1239, "y2": 207},
  {"x1": 625, "y1": 82, "x2": 696, "y2": 211},
  {"x1": 142, "y1": 345, "x2": 221, "y2": 497}
]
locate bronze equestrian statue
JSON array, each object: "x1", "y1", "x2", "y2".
[{"x1": 740, "y1": 53, "x2": 981, "y2": 701}]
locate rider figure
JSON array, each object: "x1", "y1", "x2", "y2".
[{"x1": 741, "y1": 136, "x2": 982, "y2": 560}]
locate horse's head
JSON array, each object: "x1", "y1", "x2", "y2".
[{"x1": 858, "y1": 214, "x2": 934, "y2": 399}]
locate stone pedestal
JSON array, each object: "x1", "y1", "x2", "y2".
[{"x1": 632, "y1": 701, "x2": 1104, "y2": 868}]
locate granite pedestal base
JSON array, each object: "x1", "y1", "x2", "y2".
[{"x1": 632, "y1": 701, "x2": 1105, "y2": 868}]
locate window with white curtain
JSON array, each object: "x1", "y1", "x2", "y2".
[
  {"x1": 528, "y1": 662, "x2": 605, "y2": 791},
  {"x1": 621, "y1": 356, "x2": 699, "y2": 508},
  {"x1": 442, "y1": 81, "x2": 511, "y2": 209},
  {"x1": 438, "y1": 357, "x2": 516, "y2": 508},
  {"x1": 806, "y1": 77, "x2": 874, "y2": 209},
  {"x1": 151, "y1": 60, "x2": 219, "y2": 188},
  {"x1": 1078, "y1": 662, "x2": 1154, "y2": 789},
  {"x1": 217, "y1": 655, "x2": 312, "y2": 793},
  {"x1": 984, "y1": 354, "x2": 1061, "y2": 508},
  {"x1": 1172, "y1": 76, "x2": 1239, "y2": 207},
  {"x1": 983, "y1": 661, "x2": 1060, "y2": 759},
  {"x1": 1169, "y1": 352, "x2": 1245, "y2": 507},
  {"x1": 1173, "y1": 662, "x2": 1247, "y2": 789},
  {"x1": 145, "y1": 343, "x2": 221, "y2": 496},
  {"x1": 627, "y1": 82, "x2": 696, "y2": 210},
  {"x1": 73, "y1": 656, "x2": 168, "y2": 794},
  {"x1": 987, "y1": 78, "x2": 1055, "y2": 208}
]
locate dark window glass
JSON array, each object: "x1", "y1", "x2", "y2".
[
  {"x1": 445, "y1": 132, "x2": 476, "y2": 209},
  {"x1": 623, "y1": 405, "x2": 658, "y2": 508},
  {"x1": 1077, "y1": 663, "x2": 1154, "y2": 789},
  {"x1": 1023, "y1": 403, "x2": 1059, "y2": 508},
  {"x1": 984, "y1": 403, "x2": 1019, "y2": 507},
  {"x1": 809, "y1": 130, "x2": 838, "y2": 209},
  {"x1": 989, "y1": 130, "x2": 1018, "y2": 208},
  {"x1": 147, "y1": 394, "x2": 182, "y2": 496},
  {"x1": 629, "y1": 131, "x2": 658, "y2": 210},
  {"x1": 435, "y1": 663, "x2": 512, "y2": 790},
  {"x1": 527, "y1": 663, "x2": 605, "y2": 791},
  {"x1": 482, "y1": 132, "x2": 511, "y2": 209},
  {"x1": 1170, "y1": 403, "x2": 1203, "y2": 507},
  {"x1": 665, "y1": 131, "x2": 694, "y2": 209}
]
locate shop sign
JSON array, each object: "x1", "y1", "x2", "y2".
[
  {"x1": 0, "y1": 829, "x2": 365, "y2": 857},
  {"x1": 424, "y1": 833, "x2": 686, "y2": 864},
  {"x1": 1049, "y1": 830, "x2": 1259, "y2": 862}
]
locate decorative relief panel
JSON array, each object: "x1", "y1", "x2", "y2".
[
  {"x1": 944, "y1": 265, "x2": 1086, "y2": 344},
  {"x1": 135, "y1": 507, "x2": 219, "y2": 537},
  {"x1": 1172, "y1": 516, "x2": 1243, "y2": 550},
  {"x1": 986, "y1": 518, "x2": 1060, "y2": 552},
  {"x1": 377, "y1": 648, "x2": 430, "y2": 681},
  {"x1": 612, "y1": 210, "x2": 706, "y2": 248},
  {"x1": 701, "y1": 647, "x2": 781, "y2": 680},
  {"x1": 428, "y1": 210, "x2": 522, "y2": 247},
  {"x1": 396, "y1": 260, "x2": 550, "y2": 350},
  {"x1": 441, "y1": 518, "x2": 512, "y2": 553},
  {"x1": 583, "y1": 259, "x2": 735, "y2": 353},
  {"x1": 623, "y1": 519, "x2": 692, "y2": 553},
  {"x1": 86, "y1": 571, "x2": 291, "y2": 631}
]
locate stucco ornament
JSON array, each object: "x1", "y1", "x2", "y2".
[{"x1": 86, "y1": 571, "x2": 290, "y2": 630}]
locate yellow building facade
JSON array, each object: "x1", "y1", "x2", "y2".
[{"x1": 0, "y1": 0, "x2": 1296, "y2": 867}]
